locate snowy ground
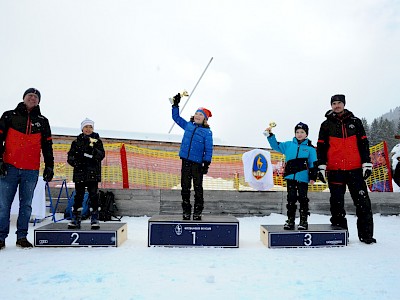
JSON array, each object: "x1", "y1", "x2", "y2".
[{"x1": 1, "y1": 213, "x2": 399, "y2": 300}]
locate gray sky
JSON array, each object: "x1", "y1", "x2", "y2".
[{"x1": 1, "y1": 0, "x2": 399, "y2": 147}]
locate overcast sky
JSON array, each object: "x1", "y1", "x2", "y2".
[{"x1": 1, "y1": 0, "x2": 399, "y2": 147}]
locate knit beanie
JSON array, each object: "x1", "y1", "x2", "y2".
[
  {"x1": 295, "y1": 122, "x2": 309, "y2": 135},
  {"x1": 196, "y1": 107, "x2": 212, "y2": 120},
  {"x1": 81, "y1": 118, "x2": 94, "y2": 131},
  {"x1": 23, "y1": 88, "x2": 41, "y2": 102},
  {"x1": 331, "y1": 94, "x2": 346, "y2": 105}
]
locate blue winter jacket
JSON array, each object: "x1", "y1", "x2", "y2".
[
  {"x1": 267, "y1": 134, "x2": 317, "y2": 183},
  {"x1": 172, "y1": 106, "x2": 213, "y2": 164}
]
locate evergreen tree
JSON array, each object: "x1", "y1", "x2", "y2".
[
  {"x1": 369, "y1": 118, "x2": 379, "y2": 146},
  {"x1": 361, "y1": 118, "x2": 369, "y2": 138},
  {"x1": 397, "y1": 117, "x2": 400, "y2": 135}
]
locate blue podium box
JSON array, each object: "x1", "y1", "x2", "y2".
[
  {"x1": 148, "y1": 215, "x2": 239, "y2": 248},
  {"x1": 260, "y1": 224, "x2": 348, "y2": 248},
  {"x1": 34, "y1": 223, "x2": 127, "y2": 247}
]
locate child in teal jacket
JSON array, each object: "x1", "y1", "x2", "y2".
[{"x1": 265, "y1": 122, "x2": 317, "y2": 230}]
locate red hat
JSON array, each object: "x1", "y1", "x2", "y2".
[{"x1": 196, "y1": 107, "x2": 212, "y2": 120}]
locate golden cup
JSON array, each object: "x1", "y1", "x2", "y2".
[{"x1": 89, "y1": 137, "x2": 98, "y2": 147}]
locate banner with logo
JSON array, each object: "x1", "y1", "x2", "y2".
[{"x1": 242, "y1": 149, "x2": 274, "y2": 191}]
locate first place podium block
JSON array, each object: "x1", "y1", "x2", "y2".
[
  {"x1": 34, "y1": 223, "x2": 127, "y2": 247},
  {"x1": 148, "y1": 215, "x2": 239, "y2": 248},
  {"x1": 260, "y1": 224, "x2": 348, "y2": 248}
]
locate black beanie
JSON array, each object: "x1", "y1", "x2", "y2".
[
  {"x1": 331, "y1": 94, "x2": 345, "y2": 105},
  {"x1": 23, "y1": 88, "x2": 41, "y2": 102},
  {"x1": 295, "y1": 122, "x2": 309, "y2": 135}
]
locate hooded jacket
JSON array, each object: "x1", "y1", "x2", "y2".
[
  {"x1": 0, "y1": 102, "x2": 54, "y2": 170},
  {"x1": 317, "y1": 109, "x2": 371, "y2": 171}
]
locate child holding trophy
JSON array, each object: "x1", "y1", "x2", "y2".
[
  {"x1": 264, "y1": 122, "x2": 317, "y2": 230},
  {"x1": 67, "y1": 118, "x2": 105, "y2": 229},
  {"x1": 171, "y1": 92, "x2": 213, "y2": 220}
]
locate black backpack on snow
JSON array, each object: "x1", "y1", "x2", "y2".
[{"x1": 98, "y1": 190, "x2": 122, "y2": 221}]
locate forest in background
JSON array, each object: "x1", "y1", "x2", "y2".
[{"x1": 362, "y1": 106, "x2": 400, "y2": 152}]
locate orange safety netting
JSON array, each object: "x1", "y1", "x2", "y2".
[{"x1": 43, "y1": 141, "x2": 391, "y2": 192}]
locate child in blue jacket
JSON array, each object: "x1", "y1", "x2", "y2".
[
  {"x1": 171, "y1": 93, "x2": 213, "y2": 220},
  {"x1": 264, "y1": 122, "x2": 317, "y2": 230}
]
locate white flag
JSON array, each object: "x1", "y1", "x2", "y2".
[{"x1": 242, "y1": 149, "x2": 274, "y2": 191}]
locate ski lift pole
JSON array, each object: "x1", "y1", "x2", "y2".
[{"x1": 168, "y1": 57, "x2": 213, "y2": 134}]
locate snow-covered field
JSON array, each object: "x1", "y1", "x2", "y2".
[{"x1": 1, "y1": 213, "x2": 399, "y2": 300}]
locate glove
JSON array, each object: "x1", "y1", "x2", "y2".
[
  {"x1": 83, "y1": 142, "x2": 94, "y2": 158},
  {"x1": 43, "y1": 166, "x2": 54, "y2": 182},
  {"x1": 0, "y1": 160, "x2": 7, "y2": 177},
  {"x1": 202, "y1": 162, "x2": 211, "y2": 174},
  {"x1": 171, "y1": 93, "x2": 181, "y2": 107},
  {"x1": 317, "y1": 164, "x2": 327, "y2": 183},
  {"x1": 362, "y1": 162, "x2": 373, "y2": 180}
]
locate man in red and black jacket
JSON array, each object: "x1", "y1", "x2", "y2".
[
  {"x1": 0, "y1": 88, "x2": 54, "y2": 250},
  {"x1": 317, "y1": 94, "x2": 376, "y2": 244}
]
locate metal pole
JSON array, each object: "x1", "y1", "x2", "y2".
[{"x1": 168, "y1": 57, "x2": 213, "y2": 134}]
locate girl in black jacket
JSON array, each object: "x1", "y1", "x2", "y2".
[{"x1": 67, "y1": 118, "x2": 105, "y2": 229}]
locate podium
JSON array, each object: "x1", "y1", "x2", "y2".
[
  {"x1": 34, "y1": 223, "x2": 127, "y2": 247},
  {"x1": 148, "y1": 215, "x2": 239, "y2": 248},
  {"x1": 260, "y1": 224, "x2": 348, "y2": 248}
]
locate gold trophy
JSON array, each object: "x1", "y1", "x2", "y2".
[
  {"x1": 89, "y1": 137, "x2": 98, "y2": 147},
  {"x1": 169, "y1": 90, "x2": 189, "y2": 105},
  {"x1": 263, "y1": 121, "x2": 277, "y2": 136}
]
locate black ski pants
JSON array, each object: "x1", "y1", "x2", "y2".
[
  {"x1": 328, "y1": 169, "x2": 374, "y2": 239},
  {"x1": 286, "y1": 179, "x2": 309, "y2": 217},
  {"x1": 73, "y1": 181, "x2": 99, "y2": 211},
  {"x1": 181, "y1": 159, "x2": 204, "y2": 215}
]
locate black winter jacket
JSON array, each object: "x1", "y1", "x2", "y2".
[{"x1": 67, "y1": 132, "x2": 105, "y2": 182}]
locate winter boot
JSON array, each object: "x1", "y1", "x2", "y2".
[
  {"x1": 284, "y1": 202, "x2": 296, "y2": 230},
  {"x1": 283, "y1": 216, "x2": 295, "y2": 230},
  {"x1": 91, "y1": 211, "x2": 100, "y2": 229},
  {"x1": 16, "y1": 237, "x2": 33, "y2": 249},
  {"x1": 298, "y1": 210, "x2": 309, "y2": 230},
  {"x1": 182, "y1": 197, "x2": 192, "y2": 220},
  {"x1": 330, "y1": 216, "x2": 348, "y2": 230},
  {"x1": 360, "y1": 237, "x2": 377, "y2": 244},
  {"x1": 68, "y1": 210, "x2": 82, "y2": 229},
  {"x1": 193, "y1": 203, "x2": 203, "y2": 221}
]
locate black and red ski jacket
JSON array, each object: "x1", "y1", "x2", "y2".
[
  {"x1": 317, "y1": 109, "x2": 371, "y2": 171},
  {"x1": 0, "y1": 102, "x2": 54, "y2": 170}
]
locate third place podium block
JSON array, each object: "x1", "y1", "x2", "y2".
[
  {"x1": 148, "y1": 215, "x2": 239, "y2": 248},
  {"x1": 260, "y1": 224, "x2": 348, "y2": 248}
]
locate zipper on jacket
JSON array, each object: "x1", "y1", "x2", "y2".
[
  {"x1": 341, "y1": 120, "x2": 348, "y2": 169},
  {"x1": 293, "y1": 142, "x2": 301, "y2": 181},
  {"x1": 186, "y1": 126, "x2": 198, "y2": 159},
  {"x1": 26, "y1": 114, "x2": 32, "y2": 135}
]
